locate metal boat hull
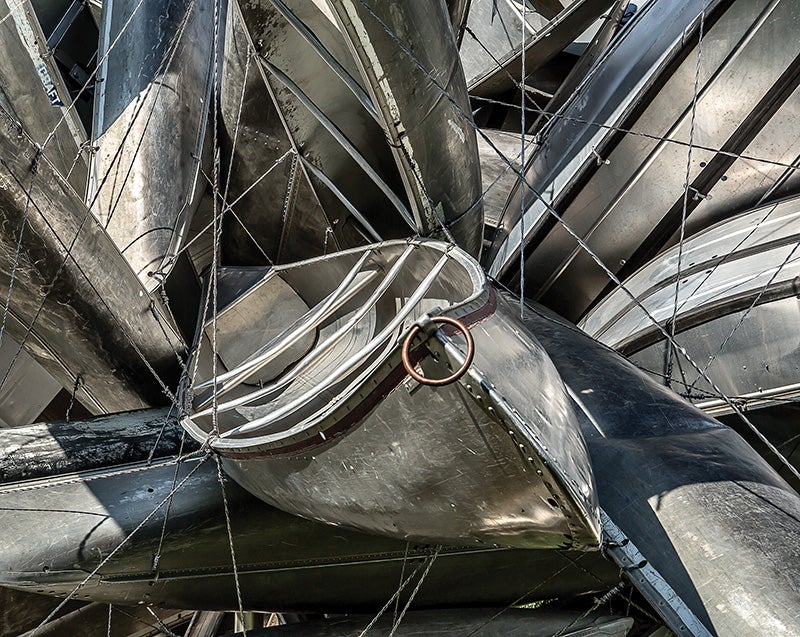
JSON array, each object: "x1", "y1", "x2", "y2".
[
  {"x1": 228, "y1": 0, "x2": 413, "y2": 261},
  {"x1": 0, "y1": 411, "x2": 617, "y2": 612},
  {"x1": 184, "y1": 241, "x2": 599, "y2": 550},
  {"x1": 486, "y1": 0, "x2": 800, "y2": 321},
  {"x1": 0, "y1": 0, "x2": 89, "y2": 195},
  {"x1": 581, "y1": 194, "x2": 800, "y2": 415},
  {"x1": 522, "y1": 299, "x2": 800, "y2": 636},
  {"x1": 91, "y1": 0, "x2": 216, "y2": 289},
  {"x1": 0, "y1": 119, "x2": 184, "y2": 413},
  {"x1": 327, "y1": 0, "x2": 484, "y2": 256}
]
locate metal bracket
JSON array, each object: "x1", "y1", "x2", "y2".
[{"x1": 600, "y1": 509, "x2": 713, "y2": 637}]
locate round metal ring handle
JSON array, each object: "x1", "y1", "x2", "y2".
[{"x1": 401, "y1": 316, "x2": 475, "y2": 386}]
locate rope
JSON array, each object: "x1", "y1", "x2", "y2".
[
  {"x1": 388, "y1": 546, "x2": 441, "y2": 637},
  {"x1": 667, "y1": 3, "x2": 706, "y2": 386},
  {"x1": 470, "y1": 92, "x2": 800, "y2": 174},
  {"x1": 553, "y1": 582, "x2": 626, "y2": 637},
  {"x1": 215, "y1": 456, "x2": 248, "y2": 635},
  {"x1": 64, "y1": 374, "x2": 83, "y2": 423},
  {"x1": 463, "y1": 551, "x2": 588, "y2": 637},
  {"x1": 357, "y1": 556, "x2": 427, "y2": 636},
  {"x1": 28, "y1": 454, "x2": 211, "y2": 636}
]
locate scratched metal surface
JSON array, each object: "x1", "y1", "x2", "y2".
[
  {"x1": 0, "y1": 416, "x2": 617, "y2": 610},
  {"x1": 486, "y1": 0, "x2": 800, "y2": 324},
  {"x1": 183, "y1": 241, "x2": 599, "y2": 550},
  {"x1": 0, "y1": 122, "x2": 184, "y2": 413},
  {"x1": 524, "y1": 300, "x2": 800, "y2": 636},
  {"x1": 90, "y1": 0, "x2": 215, "y2": 290},
  {"x1": 327, "y1": 0, "x2": 484, "y2": 256}
]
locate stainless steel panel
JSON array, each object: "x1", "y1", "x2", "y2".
[
  {"x1": 90, "y1": 0, "x2": 215, "y2": 290},
  {"x1": 233, "y1": 0, "x2": 413, "y2": 257},
  {"x1": 183, "y1": 241, "x2": 599, "y2": 550},
  {"x1": 485, "y1": 0, "x2": 714, "y2": 279},
  {"x1": 478, "y1": 129, "x2": 530, "y2": 226},
  {"x1": 459, "y1": 0, "x2": 554, "y2": 90},
  {"x1": 523, "y1": 301, "x2": 800, "y2": 637},
  {"x1": 0, "y1": 414, "x2": 617, "y2": 610},
  {"x1": 525, "y1": 0, "x2": 800, "y2": 319},
  {"x1": 468, "y1": 0, "x2": 614, "y2": 98},
  {"x1": 0, "y1": 334, "x2": 60, "y2": 428},
  {"x1": 327, "y1": 0, "x2": 484, "y2": 256},
  {"x1": 580, "y1": 196, "x2": 800, "y2": 412},
  {"x1": 219, "y1": 2, "x2": 331, "y2": 266},
  {"x1": 0, "y1": 0, "x2": 89, "y2": 194},
  {"x1": 0, "y1": 121, "x2": 184, "y2": 413},
  {"x1": 485, "y1": 0, "x2": 800, "y2": 321}
]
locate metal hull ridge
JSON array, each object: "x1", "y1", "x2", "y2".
[{"x1": 182, "y1": 239, "x2": 600, "y2": 550}]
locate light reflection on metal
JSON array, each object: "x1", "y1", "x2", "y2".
[{"x1": 182, "y1": 240, "x2": 599, "y2": 550}]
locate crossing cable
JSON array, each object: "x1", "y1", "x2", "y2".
[
  {"x1": 387, "y1": 546, "x2": 441, "y2": 637},
  {"x1": 357, "y1": 551, "x2": 430, "y2": 636},
  {"x1": 100, "y1": 0, "x2": 201, "y2": 230},
  {"x1": 0, "y1": 0, "x2": 200, "y2": 408},
  {"x1": 667, "y1": 3, "x2": 706, "y2": 386},
  {"x1": 27, "y1": 453, "x2": 211, "y2": 636},
  {"x1": 0, "y1": 161, "x2": 181, "y2": 408},
  {"x1": 685, "y1": 239, "x2": 800, "y2": 395},
  {"x1": 463, "y1": 551, "x2": 594, "y2": 637},
  {"x1": 469, "y1": 93, "x2": 800, "y2": 175},
  {"x1": 353, "y1": 0, "x2": 800, "y2": 482}
]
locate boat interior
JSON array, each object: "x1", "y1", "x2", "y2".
[{"x1": 183, "y1": 240, "x2": 485, "y2": 442}]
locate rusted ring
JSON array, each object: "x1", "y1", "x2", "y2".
[{"x1": 401, "y1": 316, "x2": 475, "y2": 386}]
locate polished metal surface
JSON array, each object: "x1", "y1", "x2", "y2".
[
  {"x1": 230, "y1": 0, "x2": 413, "y2": 262},
  {"x1": 183, "y1": 240, "x2": 599, "y2": 550},
  {"x1": 468, "y1": 0, "x2": 614, "y2": 99},
  {"x1": 0, "y1": 0, "x2": 89, "y2": 195},
  {"x1": 0, "y1": 120, "x2": 184, "y2": 413},
  {"x1": 0, "y1": 334, "x2": 60, "y2": 428},
  {"x1": 228, "y1": 609, "x2": 633, "y2": 636},
  {"x1": 487, "y1": 0, "x2": 800, "y2": 322},
  {"x1": 0, "y1": 413, "x2": 617, "y2": 612},
  {"x1": 90, "y1": 0, "x2": 216, "y2": 289},
  {"x1": 523, "y1": 301, "x2": 800, "y2": 637},
  {"x1": 580, "y1": 196, "x2": 800, "y2": 413},
  {"x1": 218, "y1": 1, "x2": 330, "y2": 266},
  {"x1": 477, "y1": 129, "x2": 531, "y2": 226},
  {"x1": 327, "y1": 0, "x2": 484, "y2": 256},
  {"x1": 459, "y1": 0, "x2": 557, "y2": 91}
]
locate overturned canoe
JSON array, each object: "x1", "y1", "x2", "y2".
[
  {"x1": 90, "y1": 0, "x2": 215, "y2": 289},
  {"x1": 326, "y1": 0, "x2": 484, "y2": 256},
  {"x1": 182, "y1": 239, "x2": 599, "y2": 549},
  {"x1": 0, "y1": 410, "x2": 617, "y2": 612},
  {"x1": 0, "y1": 114, "x2": 184, "y2": 414},
  {"x1": 580, "y1": 195, "x2": 800, "y2": 415},
  {"x1": 486, "y1": 0, "x2": 800, "y2": 321},
  {"x1": 523, "y1": 300, "x2": 800, "y2": 636}
]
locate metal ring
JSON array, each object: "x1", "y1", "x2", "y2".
[{"x1": 401, "y1": 316, "x2": 475, "y2": 386}]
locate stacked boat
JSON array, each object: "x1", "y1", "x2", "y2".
[{"x1": 0, "y1": 0, "x2": 799, "y2": 635}]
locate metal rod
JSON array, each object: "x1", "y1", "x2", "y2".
[
  {"x1": 260, "y1": 58, "x2": 416, "y2": 231},
  {"x1": 267, "y1": 0, "x2": 381, "y2": 124},
  {"x1": 300, "y1": 156, "x2": 383, "y2": 242},
  {"x1": 194, "y1": 253, "x2": 377, "y2": 403},
  {"x1": 195, "y1": 243, "x2": 418, "y2": 418},
  {"x1": 222, "y1": 251, "x2": 451, "y2": 437}
]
